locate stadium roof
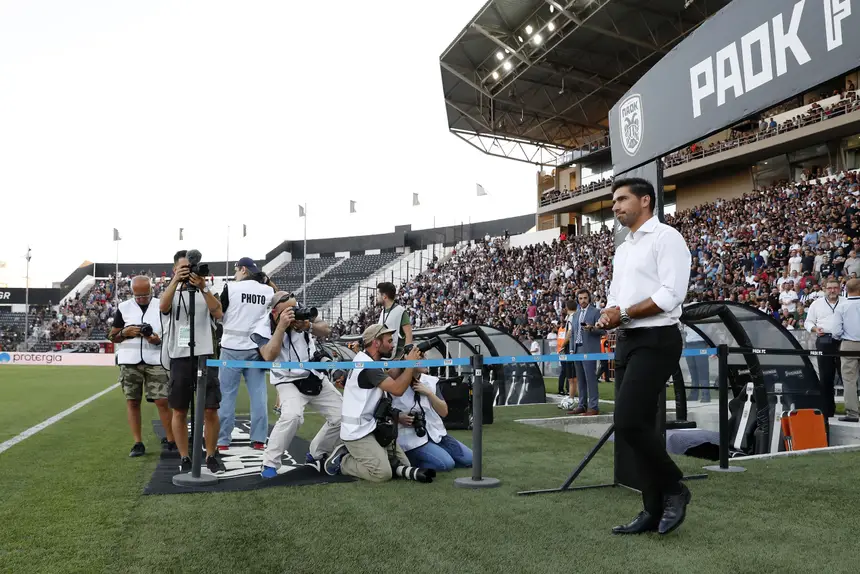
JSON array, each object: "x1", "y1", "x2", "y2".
[{"x1": 440, "y1": 0, "x2": 731, "y2": 166}]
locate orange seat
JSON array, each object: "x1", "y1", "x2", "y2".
[{"x1": 780, "y1": 409, "x2": 828, "y2": 451}]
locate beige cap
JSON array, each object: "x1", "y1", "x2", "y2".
[{"x1": 362, "y1": 324, "x2": 395, "y2": 347}]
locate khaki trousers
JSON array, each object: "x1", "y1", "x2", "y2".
[
  {"x1": 340, "y1": 433, "x2": 410, "y2": 483},
  {"x1": 839, "y1": 340, "x2": 860, "y2": 418}
]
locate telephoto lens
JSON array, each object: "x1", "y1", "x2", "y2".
[{"x1": 140, "y1": 323, "x2": 154, "y2": 337}]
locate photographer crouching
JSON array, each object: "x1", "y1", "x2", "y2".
[
  {"x1": 109, "y1": 276, "x2": 175, "y2": 457},
  {"x1": 217, "y1": 257, "x2": 277, "y2": 451},
  {"x1": 392, "y1": 353, "x2": 473, "y2": 471},
  {"x1": 160, "y1": 250, "x2": 225, "y2": 474},
  {"x1": 323, "y1": 325, "x2": 436, "y2": 483},
  {"x1": 252, "y1": 292, "x2": 342, "y2": 479}
]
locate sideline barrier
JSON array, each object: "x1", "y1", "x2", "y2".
[{"x1": 204, "y1": 347, "x2": 717, "y2": 371}]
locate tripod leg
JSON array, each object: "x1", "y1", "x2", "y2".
[{"x1": 559, "y1": 423, "x2": 614, "y2": 490}]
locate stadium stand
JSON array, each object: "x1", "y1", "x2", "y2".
[
  {"x1": 340, "y1": 170, "x2": 860, "y2": 341},
  {"x1": 664, "y1": 89, "x2": 859, "y2": 168},
  {"x1": 269, "y1": 257, "x2": 341, "y2": 295},
  {"x1": 303, "y1": 253, "x2": 402, "y2": 309}
]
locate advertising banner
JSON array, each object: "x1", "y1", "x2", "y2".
[
  {"x1": 610, "y1": 0, "x2": 860, "y2": 174},
  {"x1": 0, "y1": 352, "x2": 116, "y2": 367}
]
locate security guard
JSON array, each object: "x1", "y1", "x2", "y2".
[
  {"x1": 109, "y1": 276, "x2": 174, "y2": 458},
  {"x1": 217, "y1": 257, "x2": 277, "y2": 451},
  {"x1": 376, "y1": 282, "x2": 412, "y2": 359}
]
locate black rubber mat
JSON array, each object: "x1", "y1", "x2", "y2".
[{"x1": 143, "y1": 419, "x2": 354, "y2": 495}]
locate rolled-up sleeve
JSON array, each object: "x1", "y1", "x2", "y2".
[{"x1": 651, "y1": 228, "x2": 692, "y2": 312}]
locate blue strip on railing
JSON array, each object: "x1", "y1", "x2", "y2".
[{"x1": 204, "y1": 347, "x2": 716, "y2": 370}]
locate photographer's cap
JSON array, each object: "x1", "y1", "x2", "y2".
[
  {"x1": 362, "y1": 324, "x2": 395, "y2": 347},
  {"x1": 269, "y1": 291, "x2": 294, "y2": 310},
  {"x1": 237, "y1": 257, "x2": 260, "y2": 274}
]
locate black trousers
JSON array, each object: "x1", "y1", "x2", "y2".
[
  {"x1": 816, "y1": 337, "x2": 840, "y2": 418},
  {"x1": 558, "y1": 362, "x2": 571, "y2": 394},
  {"x1": 614, "y1": 326, "x2": 683, "y2": 515}
]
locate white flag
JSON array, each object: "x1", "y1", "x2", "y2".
[
  {"x1": 412, "y1": 193, "x2": 420, "y2": 206},
  {"x1": 477, "y1": 183, "x2": 487, "y2": 196},
  {"x1": 350, "y1": 200, "x2": 357, "y2": 214},
  {"x1": 298, "y1": 205, "x2": 306, "y2": 217}
]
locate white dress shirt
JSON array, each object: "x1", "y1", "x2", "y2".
[
  {"x1": 607, "y1": 215, "x2": 691, "y2": 328},
  {"x1": 803, "y1": 296, "x2": 844, "y2": 334},
  {"x1": 833, "y1": 296, "x2": 860, "y2": 342}
]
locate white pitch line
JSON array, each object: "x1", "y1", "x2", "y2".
[{"x1": 0, "y1": 383, "x2": 120, "y2": 455}]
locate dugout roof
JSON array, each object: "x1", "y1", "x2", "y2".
[{"x1": 440, "y1": 0, "x2": 731, "y2": 165}]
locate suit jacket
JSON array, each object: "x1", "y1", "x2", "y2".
[{"x1": 568, "y1": 305, "x2": 604, "y2": 354}]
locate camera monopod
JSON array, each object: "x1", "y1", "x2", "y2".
[{"x1": 172, "y1": 281, "x2": 218, "y2": 487}]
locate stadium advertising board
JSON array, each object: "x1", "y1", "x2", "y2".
[
  {"x1": 610, "y1": 0, "x2": 859, "y2": 173},
  {"x1": 0, "y1": 287, "x2": 64, "y2": 305},
  {"x1": 0, "y1": 352, "x2": 116, "y2": 366}
]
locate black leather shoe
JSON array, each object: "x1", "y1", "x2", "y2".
[
  {"x1": 658, "y1": 484, "x2": 691, "y2": 535},
  {"x1": 612, "y1": 511, "x2": 659, "y2": 535}
]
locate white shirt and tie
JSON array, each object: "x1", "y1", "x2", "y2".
[{"x1": 607, "y1": 216, "x2": 692, "y2": 328}]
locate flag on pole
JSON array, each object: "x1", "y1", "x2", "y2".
[
  {"x1": 349, "y1": 200, "x2": 357, "y2": 213},
  {"x1": 476, "y1": 183, "x2": 487, "y2": 196},
  {"x1": 298, "y1": 205, "x2": 305, "y2": 217},
  {"x1": 412, "y1": 193, "x2": 420, "y2": 206},
  {"x1": 242, "y1": 224, "x2": 247, "y2": 237},
  {"x1": 113, "y1": 228, "x2": 121, "y2": 241},
  {"x1": 179, "y1": 228, "x2": 184, "y2": 241}
]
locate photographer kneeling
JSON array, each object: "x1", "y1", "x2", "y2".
[
  {"x1": 324, "y1": 325, "x2": 436, "y2": 483},
  {"x1": 393, "y1": 364, "x2": 473, "y2": 471},
  {"x1": 253, "y1": 292, "x2": 342, "y2": 479}
]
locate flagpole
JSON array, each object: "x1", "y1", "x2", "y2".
[
  {"x1": 24, "y1": 247, "x2": 31, "y2": 347},
  {"x1": 226, "y1": 225, "x2": 230, "y2": 278},
  {"x1": 115, "y1": 239, "x2": 119, "y2": 304},
  {"x1": 303, "y1": 203, "x2": 307, "y2": 306}
]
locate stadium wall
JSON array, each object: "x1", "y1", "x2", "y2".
[{"x1": 673, "y1": 167, "x2": 753, "y2": 212}]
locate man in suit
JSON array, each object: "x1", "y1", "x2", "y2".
[{"x1": 567, "y1": 290, "x2": 604, "y2": 415}]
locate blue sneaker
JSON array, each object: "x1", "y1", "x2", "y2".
[
  {"x1": 324, "y1": 444, "x2": 348, "y2": 476},
  {"x1": 305, "y1": 453, "x2": 316, "y2": 464},
  {"x1": 260, "y1": 465, "x2": 278, "y2": 479}
]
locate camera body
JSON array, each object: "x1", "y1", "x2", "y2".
[
  {"x1": 373, "y1": 395, "x2": 399, "y2": 421},
  {"x1": 294, "y1": 305, "x2": 318, "y2": 322},
  {"x1": 411, "y1": 409, "x2": 427, "y2": 437},
  {"x1": 311, "y1": 348, "x2": 332, "y2": 363},
  {"x1": 189, "y1": 262, "x2": 210, "y2": 277},
  {"x1": 140, "y1": 323, "x2": 154, "y2": 338}
]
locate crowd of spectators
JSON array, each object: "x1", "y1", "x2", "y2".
[
  {"x1": 0, "y1": 325, "x2": 22, "y2": 352},
  {"x1": 334, "y1": 169, "x2": 860, "y2": 343},
  {"x1": 540, "y1": 177, "x2": 614, "y2": 206},
  {"x1": 33, "y1": 272, "x2": 168, "y2": 343},
  {"x1": 664, "y1": 89, "x2": 859, "y2": 168}
]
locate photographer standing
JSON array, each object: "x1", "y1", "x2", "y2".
[
  {"x1": 253, "y1": 292, "x2": 342, "y2": 479},
  {"x1": 160, "y1": 250, "x2": 225, "y2": 474},
  {"x1": 324, "y1": 325, "x2": 432, "y2": 483},
  {"x1": 392, "y1": 368, "x2": 473, "y2": 471},
  {"x1": 109, "y1": 276, "x2": 174, "y2": 457},
  {"x1": 217, "y1": 257, "x2": 276, "y2": 451},
  {"x1": 377, "y1": 282, "x2": 412, "y2": 359}
]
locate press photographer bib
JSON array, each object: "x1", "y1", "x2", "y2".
[{"x1": 166, "y1": 287, "x2": 215, "y2": 358}]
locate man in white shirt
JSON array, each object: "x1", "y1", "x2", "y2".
[
  {"x1": 596, "y1": 177, "x2": 692, "y2": 537},
  {"x1": 832, "y1": 278, "x2": 860, "y2": 423},
  {"x1": 804, "y1": 278, "x2": 843, "y2": 418}
]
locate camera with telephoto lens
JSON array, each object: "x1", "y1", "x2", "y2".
[
  {"x1": 402, "y1": 336, "x2": 441, "y2": 355},
  {"x1": 294, "y1": 305, "x2": 318, "y2": 322},
  {"x1": 184, "y1": 249, "x2": 210, "y2": 279},
  {"x1": 411, "y1": 409, "x2": 427, "y2": 438},
  {"x1": 140, "y1": 323, "x2": 153, "y2": 338},
  {"x1": 311, "y1": 348, "x2": 332, "y2": 363}
]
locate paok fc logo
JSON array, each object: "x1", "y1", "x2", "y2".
[{"x1": 619, "y1": 94, "x2": 643, "y2": 156}]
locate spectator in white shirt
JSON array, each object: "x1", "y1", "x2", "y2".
[{"x1": 804, "y1": 278, "x2": 843, "y2": 417}]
